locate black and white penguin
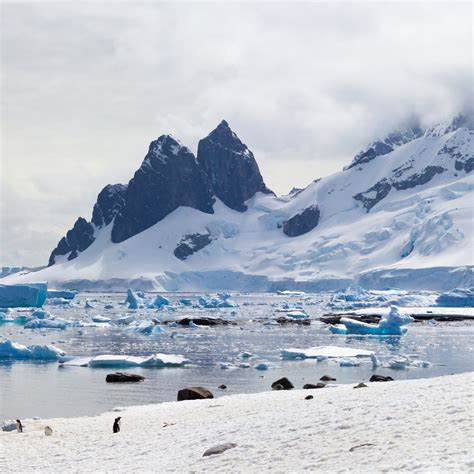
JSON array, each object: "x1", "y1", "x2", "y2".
[
  {"x1": 113, "y1": 417, "x2": 121, "y2": 433},
  {"x1": 16, "y1": 420, "x2": 23, "y2": 433},
  {"x1": 44, "y1": 426, "x2": 53, "y2": 436}
]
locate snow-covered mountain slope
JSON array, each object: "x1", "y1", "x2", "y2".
[{"x1": 7, "y1": 115, "x2": 473, "y2": 291}]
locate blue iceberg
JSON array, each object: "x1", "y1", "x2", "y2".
[
  {"x1": 329, "y1": 306, "x2": 414, "y2": 336},
  {"x1": 0, "y1": 339, "x2": 65, "y2": 360},
  {"x1": 0, "y1": 282, "x2": 48, "y2": 308}
]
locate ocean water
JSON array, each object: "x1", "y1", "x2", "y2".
[{"x1": 1, "y1": 292, "x2": 473, "y2": 420}]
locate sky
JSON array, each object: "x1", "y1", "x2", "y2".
[{"x1": 1, "y1": 1, "x2": 472, "y2": 267}]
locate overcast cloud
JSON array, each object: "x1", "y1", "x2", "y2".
[{"x1": 1, "y1": 1, "x2": 472, "y2": 266}]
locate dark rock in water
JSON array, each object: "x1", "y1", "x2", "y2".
[
  {"x1": 271, "y1": 377, "x2": 294, "y2": 390},
  {"x1": 48, "y1": 217, "x2": 95, "y2": 266},
  {"x1": 197, "y1": 120, "x2": 272, "y2": 212},
  {"x1": 305, "y1": 395, "x2": 314, "y2": 400},
  {"x1": 106, "y1": 372, "x2": 145, "y2": 383},
  {"x1": 369, "y1": 375, "x2": 394, "y2": 382},
  {"x1": 353, "y1": 382, "x2": 368, "y2": 389},
  {"x1": 303, "y1": 383, "x2": 326, "y2": 389},
  {"x1": 320, "y1": 375, "x2": 336, "y2": 382},
  {"x1": 274, "y1": 316, "x2": 310, "y2": 326},
  {"x1": 218, "y1": 384, "x2": 227, "y2": 390},
  {"x1": 282, "y1": 205, "x2": 320, "y2": 237},
  {"x1": 177, "y1": 387, "x2": 214, "y2": 401},
  {"x1": 203, "y1": 442, "x2": 237, "y2": 457},
  {"x1": 353, "y1": 179, "x2": 392, "y2": 212},
  {"x1": 112, "y1": 135, "x2": 215, "y2": 243},
  {"x1": 92, "y1": 184, "x2": 127, "y2": 228},
  {"x1": 174, "y1": 317, "x2": 235, "y2": 326},
  {"x1": 174, "y1": 232, "x2": 213, "y2": 260},
  {"x1": 391, "y1": 166, "x2": 445, "y2": 190}
]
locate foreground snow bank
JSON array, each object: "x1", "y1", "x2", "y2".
[{"x1": 1, "y1": 373, "x2": 472, "y2": 472}]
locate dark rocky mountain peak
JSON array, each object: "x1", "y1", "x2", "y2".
[
  {"x1": 110, "y1": 135, "x2": 215, "y2": 243},
  {"x1": 48, "y1": 217, "x2": 95, "y2": 266},
  {"x1": 91, "y1": 183, "x2": 128, "y2": 228},
  {"x1": 197, "y1": 120, "x2": 272, "y2": 211}
]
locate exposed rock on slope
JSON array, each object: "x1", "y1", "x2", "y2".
[{"x1": 283, "y1": 205, "x2": 320, "y2": 237}]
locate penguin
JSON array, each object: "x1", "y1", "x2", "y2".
[
  {"x1": 113, "y1": 417, "x2": 121, "y2": 433},
  {"x1": 44, "y1": 426, "x2": 53, "y2": 436},
  {"x1": 16, "y1": 420, "x2": 23, "y2": 433}
]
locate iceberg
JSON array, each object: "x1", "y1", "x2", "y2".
[
  {"x1": 281, "y1": 345, "x2": 374, "y2": 360},
  {"x1": 91, "y1": 315, "x2": 111, "y2": 323},
  {"x1": 24, "y1": 318, "x2": 70, "y2": 330},
  {"x1": 179, "y1": 298, "x2": 192, "y2": 306},
  {"x1": 330, "y1": 306, "x2": 414, "y2": 336},
  {"x1": 0, "y1": 283, "x2": 48, "y2": 308},
  {"x1": 198, "y1": 293, "x2": 238, "y2": 308},
  {"x1": 0, "y1": 339, "x2": 65, "y2": 360},
  {"x1": 132, "y1": 321, "x2": 163, "y2": 334},
  {"x1": 64, "y1": 352, "x2": 190, "y2": 368},
  {"x1": 436, "y1": 287, "x2": 474, "y2": 307},
  {"x1": 46, "y1": 290, "x2": 77, "y2": 300},
  {"x1": 152, "y1": 295, "x2": 171, "y2": 309},
  {"x1": 114, "y1": 314, "x2": 135, "y2": 325}
]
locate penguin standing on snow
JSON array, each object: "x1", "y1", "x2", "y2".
[
  {"x1": 44, "y1": 426, "x2": 53, "y2": 436},
  {"x1": 113, "y1": 417, "x2": 121, "y2": 433},
  {"x1": 16, "y1": 420, "x2": 23, "y2": 433}
]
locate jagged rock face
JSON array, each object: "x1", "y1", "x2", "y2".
[
  {"x1": 174, "y1": 232, "x2": 214, "y2": 260},
  {"x1": 197, "y1": 120, "x2": 272, "y2": 211},
  {"x1": 91, "y1": 184, "x2": 127, "y2": 228},
  {"x1": 347, "y1": 125, "x2": 423, "y2": 170},
  {"x1": 111, "y1": 135, "x2": 215, "y2": 244},
  {"x1": 283, "y1": 205, "x2": 320, "y2": 237},
  {"x1": 392, "y1": 166, "x2": 446, "y2": 190},
  {"x1": 48, "y1": 217, "x2": 95, "y2": 265},
  {"x1": 354, "y1": 179, "x2": 392, "y2": 212}
]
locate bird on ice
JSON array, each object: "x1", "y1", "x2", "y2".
[
  {"x1": 113, "y1": 417, "x2": 121, "y2": 433},
  {"x1": 16, "y1": 420, "x2": 23, "y2": 433},
  {"x1": 44, "y1": 426, "x2": 53, "y2": 436}
]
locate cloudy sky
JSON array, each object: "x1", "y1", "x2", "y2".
[{"x1": 1, "y1": 1, "x2": 472, "y2": 266}]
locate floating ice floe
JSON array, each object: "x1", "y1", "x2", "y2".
[
  {"x1": 31, "y1": 309, "x2": 51, "y2": 319},
  {"x1": 220, "y1": 362, "x2": 237, "y2": 369},
  {"x1": 285, "y1": 310, "x2": 309, "y2": 319},
  {"x1": 0, "y1": 283, "x2": 48, "y2": 308},
  {"x1": 24, "y1": 318, "x2": 70, "y2": 330},
  {"x1": 387, "y1": 356, "x2": 431, "y2": 370},
  {"x1": 114, "y1": 314, "x2": 135, "y2": 325},
  {"x1": 46, "y1": 297, "x2": 70, "y2": 306},
  {"x1": 281, "y1": 345, "x2": 374, "y2": 360},
  {"x1": 91, "y1": 315, "x2": 111, "y2": 323},
  {"x1": 0, "y1": 339, "x2": 65, "y2": 360},
  {"x1": 198, "y1": 293, "x2": 238, "y2": 308},
  {"x1": 253, "y1": 362, "x2": 270, "y2": 370},
  {"x1": 339, "y1": 358, "x2": 361, "y2": 367},
  {"x1": 276, "y1": 290, "x2": 306, "y2": 296},
  {"x1": 436, "y1": 287, "x2": 474, "y2": 307},
  {"x1": 238, "y1": 351, "x2": 254, "y2": 359},
  {"x1": 59, "y1": 353, "x2": 190, "y2": 368},
  {"x1": 179, "y1": 298, "x2": 192, "y2": 306},
  {"x1": 132, "y1": 321, "x2": 163, "y2": 335},
  {"x1": 330, "y1": 306, "x2": 414, "y2": 336},
  {"x1": 46, "y1": 290, "x2": 77, "y2": 300}
]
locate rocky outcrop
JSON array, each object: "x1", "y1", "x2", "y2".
[
  {"x1": 455, "y1": 157, "x2": 474, "y2": 173},
  {"x1": 392, "y1": 166, "x2": 446, "y2": 190},
  {"x1": 197, "y1": 120, "x2": 272, "y2": 211},
  {"x1": 91, "y1": 184, "x2": 127, "y2": 228},
  {"x1": 282, "y1": 205, "x2": 320, "y2": 237},
  {"x1": 112, "y1": 136, "x2": 215, "y2": 243},
  {"x1": 303, "y1": 383, "x2": 326, "y2": 389},
  {"x1": 203, "y1": 443, "x2": 237, "y2": 457},
  {"x1": 174, "y1": 233, "x2": 214, "y2": 260},
  {"x1": 369, "y1": 374, "x2": 394, "y2": 382},
  {"x1": 353, "y1": 179, "x2": 392, "y2": 212},
  {"x1": 48, "y1": 217, "x2": 95, "y2": 265},
  {"x1": 177, "y1": 386, "x2": 214, "y2": 401},
  {"x1": 346, "y1": 125, "x2": 423, "y2": 170},
  {"x1": 105, "y1": 372, "x2": 145, "y2": 383}
]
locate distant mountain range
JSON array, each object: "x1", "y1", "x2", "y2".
[{"x1": 7, "y1": 114, "x2": 473, "y2": 291}]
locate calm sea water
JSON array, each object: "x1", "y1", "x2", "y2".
[{"x1": 1, "y1": 292, "x2": 473, "y2": 420}]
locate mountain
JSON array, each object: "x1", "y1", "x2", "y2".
[{"x1": 7, "y1": 115, "x2": 473, "y2": 291}]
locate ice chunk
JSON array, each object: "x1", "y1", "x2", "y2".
[
  {"x1": 238, "y1": 351, "x2": 254, "y2": 359},
  {"x1": 139, "y1": 353, "x2": 190, "y2": 367},
  {"x1": 179, "y1": 298, "x2": 192, "y2": 306},
  {"x1": 332, "y1": 306, "x2": 414, "y2": 336},
  {"x1": 2, "y1": 420, "x2": 18, "y2": 432},
  {"x1": 220, "y1": 362, "x2": 237, "y2": 369},
  {"x1": 436, "y1": 287, "x2": 474, "y2": 307},
  {"x1": 47, "y1": 297, "x2": 70, "y2": 305},
  {"x1": 46, "y1": 290, "x2": 77, "y2": 300},
  {"x1": 86, "y1": 353, "x2": 189, "y2": 368},
  {"x1": 285, "y1": 310, "x2": 309, "y2": 319},
  {"x1": 253, "y1": 362, "x2": 270, "y2": 370},
  {"x1": 91, "y1": 315, "x2": 111, "y2": 323},
  {"x1": 152, "y1": 295, "x2": 170, "y2": 309},
  {"x1": 198, "y1": 293, "x2": 238, "y2": 308},
  {"x1": 281, "y1": 345, "x2": 374, "y2": 359},
  {"x1": 0, "y1": 339, "x2": 65, "y2": 360},
  {"x1": 132, "y1": 321, "x2": 163, "y2": 334},
  {"x1": 276, "y1": 290, "x2": 306, "y2": 296},
  {"x1": 31, "y1": 309, "x2": 51, "y2": 319},
  {"x1": 104, "y1": 304, "x2": 114, "y2": 309},
  {"x1": 24, "y1": 318, "x2": 70, "y2": 330},
  {"x1": 114, "y1": 314, "x2": 135, "y2": 325},
  {"x1": 339, "y1": 358, "x2": 361, "y2": 367},
  {"x1": 0, "y1": 283, "x2": 48, "y2": 308},
  {"x1": 59, "y1": 356, "x2": 91, "y2": 367},
  {"x1": 125, "y1": 289, "x2": 141, "y2": 309}
]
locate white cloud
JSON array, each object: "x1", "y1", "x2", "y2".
[{"x1": 1, "y1": 1, "x2": 472, "y2": 266}]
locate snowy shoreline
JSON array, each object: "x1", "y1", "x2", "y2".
[{"x1": 2, "y1": 373, "x2": 472, "y2": 472}]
